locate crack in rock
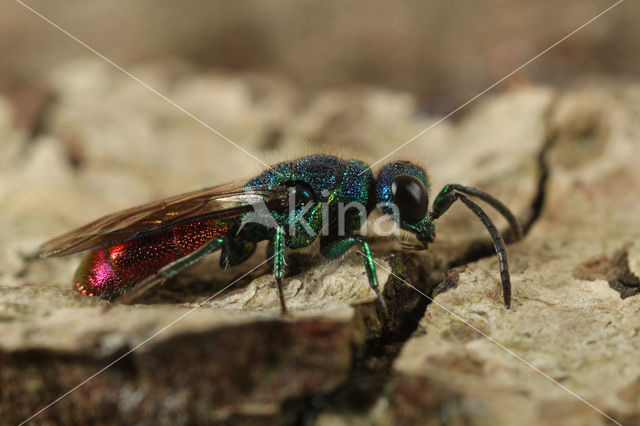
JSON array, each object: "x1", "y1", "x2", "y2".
[{"x1": 574, "y1": 246, "x2": 640, "y2": 299}]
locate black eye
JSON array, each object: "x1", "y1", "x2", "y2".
[
  {"x1": 288, "y1": 181, "x2": 317, "y2": 209},
  {"x1": 391, "y1": 175, "x2": 429, "y2": 223}
]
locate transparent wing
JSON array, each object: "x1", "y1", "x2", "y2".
[{"x1": 40, "y1": 181, "x2": 288, "y2": 257}]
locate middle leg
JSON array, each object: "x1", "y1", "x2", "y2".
[{"x1": 320, "y1": 234, "x2": 387, "y2": 314}]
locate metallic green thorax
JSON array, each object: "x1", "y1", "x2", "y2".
[
  {"x1": 244, "y1": 154, "x2": 373, "y2": 248},
  {"x1": 239, "y1": 155, "x2": 434, "y2": 280}
]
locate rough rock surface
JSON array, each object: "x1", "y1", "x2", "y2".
[
  {"x1": 1, "y1": 60, "x2": 639, "y2": 425},
  {"x1": 393, "y1": 85, "x2": 640, "y2": 426},
  {"x1": 0, "y1": 61, "x2": 435, "y2": 425}
]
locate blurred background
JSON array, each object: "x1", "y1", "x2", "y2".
[{"x1": 1, "y1": 0, "x2": 636, "y2": 118}]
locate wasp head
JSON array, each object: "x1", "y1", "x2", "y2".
[{"x1": 375, "y1": 161, "x2": 435, "y2": 249}]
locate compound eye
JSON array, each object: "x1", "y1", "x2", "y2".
[
  {"x1": 288, "y1": 181, "x2": 317, "y2": 209},
  {"x1": 391, "y1": 175, "x2": 429, "y2": 223}
]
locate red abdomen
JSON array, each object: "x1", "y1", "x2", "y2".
[{"x1": 74, "y1": 220, "x2": 229, "y2": 299}]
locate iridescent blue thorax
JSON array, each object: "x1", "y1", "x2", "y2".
[{"x1": 244, "y1": 154, "x2": 373, "y2": 248}]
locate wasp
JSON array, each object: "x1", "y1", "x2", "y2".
[{"x1": 41, "y1": 154, "x2": 522, "y2": 313}]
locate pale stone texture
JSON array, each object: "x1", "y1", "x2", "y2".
[
  {"x1": 2, "y1": 59, "x2": 639, "y2": 424},
  {"x1": 393, "y1": 85, "x2": 640, "y2": 426},
  {"x1": 0, "y1": 60, "x2": 429, "y2": 424}
]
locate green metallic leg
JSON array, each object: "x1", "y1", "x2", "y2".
[
  {"x1": 432, "y1": 187, "x2": 512, "y2": 308},
  {"x1": 320, "y1": 235, "x2": 387, "y2": 315},
  {"x1": 274, "y1": 226, "x2": 288, "y2": 315},
  {"x1": 110, "y1": 237, "x2": 225, "y2": 307}
]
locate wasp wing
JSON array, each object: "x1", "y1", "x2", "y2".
[{"x1": 40, "y1": 181, "x2": 289, "y2": 257}]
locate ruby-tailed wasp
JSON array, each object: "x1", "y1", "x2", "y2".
[{"x1": 41, "y1": 154, "x2": 522, "y2": 313}]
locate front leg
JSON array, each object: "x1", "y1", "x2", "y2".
[
  {"x1": 320, "y1": 234, "x2": 387, "y2": 314},
  {"x1": 432, "y1": 186, "x2": 513, "y2": 308}
]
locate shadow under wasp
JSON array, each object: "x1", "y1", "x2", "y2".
[{"x1": 41, "y1": 154, "x2": 523, "y2": 314}]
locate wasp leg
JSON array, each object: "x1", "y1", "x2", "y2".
[
  {"x1": 108, "y1": 237, "x2": 225, "y2": 308},
  {"x1": 273, "y1": 226, "x2": 288, "y2": 315},
  {"x1": 434, "y1": 184, "x2": 523, "y2": 242},
  {"x1": 431, "y1": 189, "x2": 512, "y2": 308},
  {"x1": 320, "y1": 235, "x2": 388, "y2": 316},
  {"x1": 219, "y1": 238, "x2": 257, "y2": 270}
]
